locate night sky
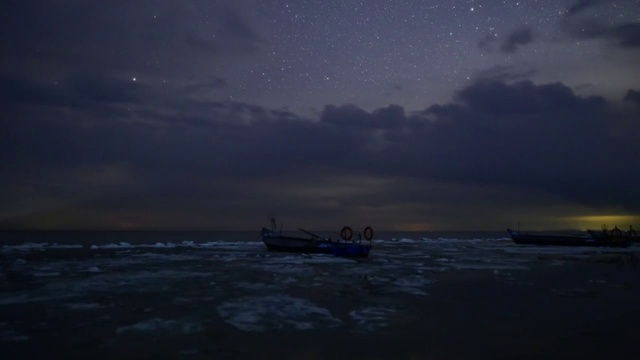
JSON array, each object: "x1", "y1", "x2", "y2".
[{"x1": 1, "y1": 0, "x2": 640, "y2": 231}]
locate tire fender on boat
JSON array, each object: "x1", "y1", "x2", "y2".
[
  {"x1": 363, "y1": 226, "x2": 374, "y2": 241},
  {"x1": 340, "y1": 226, "x2": 353, "y2": 240},
  {"x1": 611, "y1": 227, "x2": 623, "y2": 237}
]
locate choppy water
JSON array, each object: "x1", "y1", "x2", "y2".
[{"x1": 1, "y1": 230, "x2": 639, "y2": 358}]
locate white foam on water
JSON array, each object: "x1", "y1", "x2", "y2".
[
  {"x1": 116, "y1": 318, "x2": 204, "y2": 335},
  {"x1": 349, "y1": 306, "x2": 397, "y2": 332},
  {"x1": 217, "y1": 295, "x2": 341, "y2": 332}
]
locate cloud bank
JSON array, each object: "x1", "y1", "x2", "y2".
[{"x1": 2, "y1": 70, "x2": 639, "y2": 229}]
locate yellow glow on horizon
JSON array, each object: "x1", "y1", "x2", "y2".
[{"x1": 564, "y1": 215, "x2": 639, "y2": 230}]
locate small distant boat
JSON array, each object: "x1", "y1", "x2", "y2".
[
  {"x1": 260, "y1": 218, "x2": 373, "y2": 258},
  {"x1": 507, "y1": 227, "x2": 631, "y2": 248}
]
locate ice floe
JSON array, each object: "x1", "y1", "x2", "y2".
[
  {"x1": 2, "y1": 243, "x2": 82, "y2": 252},
  {"x1": 116, "y1": 318, "x2": 204, "y2": 335},
  {"x1": 32, "y1": 271, "x2": 61, "y2": 277},
  {"x1": 349, "y1": 306, "x2": 397, "y2": 332},
  {"x1": 217, "y1": 295, "x2": 341, "y2": 332},
  {"x1": 392, "y1": 275, "x2": 433, "y2": 296},
  {"x1": 0, "y1": 329, "x2": 29, "y2": 342},
  {"x1": 66, "y1": 302, "x2": 105, "y2": 310},
  {"x1": 82, "y1": 266, "x2": 102, "y2": 273}
]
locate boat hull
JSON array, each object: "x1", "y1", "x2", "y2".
[
  {"x1": 507, "y1": 229, "x2": 631, "y2": 248},
  {"x1": 587, "y1": 230, "x2": 635, "y2": 247},
  {"x1": 261, "y1": 228, "x2": 371, "y2": 257}
]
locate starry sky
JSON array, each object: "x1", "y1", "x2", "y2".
[{"x1": 1, "y1": 0, "x2": 640, "y2": 231}]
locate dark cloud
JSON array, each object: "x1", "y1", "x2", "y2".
[
  {"x1": 0, "y1": 1, "x2": 265, "y2": 79},
  {"x1": 220, "y1": 7, "x2": 267, "y2": 44},
  {"x1": 560, "y1": 17, "x2": 640, "y2": 48},
  {"x1": 478, "y1": 28, "x2": 534, "y2": 53},
  {"x1": 573, "y1": 83, "x2": 593, "y2": 91},
  {"x1": 625, "y1": 89, "x2": 640, "y2": 107},
  {"x1": 2, "y1": 68, "x2": 640, "y2": 230},
  {"x1": 182, "y1": 76, "x2": 229, "y2": 94},
  {"x1": 478, "y1": 33, "x2": 498, "y2": 51},
  {"x1": 0, "y1": 73, "x2": 144, "y2": 117},
  {"x1": 500, "y1": 27, "x2": 534, "y2": 53},
  {"x1": 473, "y1": 65, "x2": 538, "y2": 83},
  {"x1": 609, "y1": 23, "x2": 640, "y2": 48},
  {"x1": 565, "y1": 0, "x2": 605, "y2": 17}
]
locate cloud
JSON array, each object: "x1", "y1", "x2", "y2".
[
  {"x1": 565, "y1": 0, "x2": 606, "y2": 17},
  {"x1": 2, "y1": 71, "x2": 640, "y2": 229},
  {"x1": 478, "y1": 27, "x2": 535, "y2": 53},
  {"x1": 500, "y1": 27, "x2": 535, "y2": 53},
  {"x1": 609, "y1": 23, "x2": 640, "y2": 47},
  {"x1": 473, "y1": 65, "x2": 538, "y2": 83},
  {"x1": 560, "y1": 16, "x2": 640, "y2": 48},
  {"x1": 0, "y1": 1, "x2": 265, "y2": 79},
  {"x1": 478, "y1": 33, "x2": 498, "y2": 51},
  {"x1": 625, "y1": 89, "x2": 640, "y2": 107}
]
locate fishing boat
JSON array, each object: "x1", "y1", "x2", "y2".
[
  {"x1": 587, "y1": 225, "x2": 637, "y2": 246},
  {"x1": 260, "y1": 218, "x2": 373, "y2": 258},
  {"x1": 506, "y1": 228, "x2": 631, "y2": 248}
]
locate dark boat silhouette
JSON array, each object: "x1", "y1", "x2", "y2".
[
  {"x1": 260, "y1": 218, "x2": 372, "y2": 258},
  {"x1": 587, "y1": 225, "x2": 638, "y2": 245},
  {"x1": 507, "y1": 227, "x2": 631, "y2": 248}
]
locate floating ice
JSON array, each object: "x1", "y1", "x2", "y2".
[
  {"x1": 90, "y1": 242, "x2": 133, "y2": 249},
  {"x1": 0, "y1": 292, "x2": 76, "y2": 305},
  {"x1": 393, "y1": 275, "x2": 433, "y2": 296},
  {"x1": 67, "y1": 302, "x2": 104, "y2": 310},
  {"x1": 349, "y1": 306, "x2": 397, "y2": 332},
  {"x1": 217, "y1": 295, "x2": 341, "y2": 332},
  {"x1": 83, "y1": 266, "x2": 102, "y2": 273},
  {"x1": 2, "y1": 243, "x2": 48, "y2": 252},
  {"x1": 234, "y1": 282, "x2": 280, "y2": 291},
  {"x1": 32, "y1": 272, "x2": 61, "y2": 277},
  {"x1": 116, "y1": 318, "x2": 204, "y2": 335},
  {"x1": 0, "y1": 330, "x2": 29, "y2": 342},
  {"x1": 153, "y1": 242, "x2": 175, "y2": 248}
]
